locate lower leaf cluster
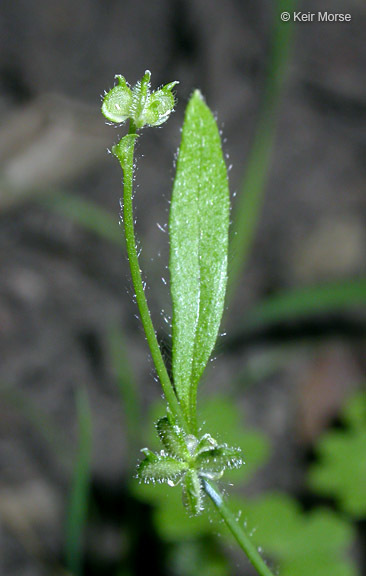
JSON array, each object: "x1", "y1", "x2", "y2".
[{"x1": 136, "y1": 415, "x2": 243, "y2": 516}]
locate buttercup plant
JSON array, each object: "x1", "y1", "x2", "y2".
[{"x1": 102, "y1": 71, "x2": 275, "y2": 576}]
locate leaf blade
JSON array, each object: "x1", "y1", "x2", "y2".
[
  {"x1": 65, "y1": 387, "x2": 92, "y2": 576},
  {"x1": 170, "y1": 90, "x2": 230, "y2": 426},
  {"x1": 182, "y1": 469, "x2": 203, "y2": 516},
  {"x1": 156, "y1": 416, "x2": 190, "y2": 460},
  {"x1": 137, "y1": 449, "x2": 187, "y2": 484}
]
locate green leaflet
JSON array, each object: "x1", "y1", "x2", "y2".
[
  {"x1": 156, "y1": 417, "x2": 190, "y2": 461},
  {"x1": 183, "y1": 469, "x2": 203, "y2": 516},
  {"x1": 308, "y1": 391, "x2": 366, "y2": 518},
  {"x1": 136, "y1": 405, "x2": 244, "y2": 516},
  {"x1": 137, "y1": 448, "x2": 187, "y2": 484},
  {"x1": 170, "y1": 90, "x2": 230, "y2": 429},
  {"x1": 241, "y1": 493, "x2": 357, "y2": 576},
  {"x1": 196, "y1": 445, "x2": 243, "y2": 479}
]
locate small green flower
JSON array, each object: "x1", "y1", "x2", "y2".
[
  {"x1": 102, "y1": 70, "x2": 178, "y2": 129},
  {"x1": 137, "y1": 415, "x2": 244, "y2": 516}
]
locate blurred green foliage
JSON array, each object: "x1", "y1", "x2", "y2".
[
  {"x1": 108, "y1": 325, "x2": 142, "y2": 457},
  {"x1": 308, "y1": 391, "x2": 366, "y2": 518},
  {"x1": 238, "y1": 279, "x2": 366, "y2": 333},
  {"x1": 167, "y1": 538, "x2": 230, "y2": 576},
  {"x1": 42, "y1": 190, "x2": 123, "y2": 246},
  {"x1": 239, "y1": 493, "x2": 357, "y2": 576},
  {"x1": 65, "y1": 387, "x2": 93, "y2": 576},
  {"x1": 228, "y1": 0, "x2": 297, "y2": 297}
]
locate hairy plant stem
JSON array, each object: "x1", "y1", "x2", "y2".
[
  {"x1": 203, "y1": 481, "x2": 275, "y2": 576},
  {"x1": 121, "y1": 121, "x2": 189, "y2": 434}
]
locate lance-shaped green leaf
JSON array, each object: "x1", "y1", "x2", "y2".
[
  {"x1": 182, "y1": 469, "x2": 203, "y2": 516},
  {"x1": 156, "y1": 417, "x2": 190, "y2": 460},
  {"x1": 170, "y1": 90, "x2": 230, "y2": 426},
  {"x1": 137, "y1": 449, "x2": 187, "y2": 484}
]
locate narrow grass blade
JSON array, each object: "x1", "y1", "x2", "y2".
[
  {"x1": 228, "y1": 0, "x2": 297, "y2": 298},
  {"x1": 170, "y1": 91, "x2": 230, "y2": 429},
  {"x1": 42, "y1": 191, "x2": 123, "y2": 247},
  {"x1": 65, "y1": 387, "x2": 92, "y2": 576},
  {"x1": 238, "y1": 278, "x2": 366, "y2": 333},
  {"x1": 0, "y1": 382, "x2": 70, "y2": 467},
  {"x1": 107, "y1": 324, "x2": 141, "y2": 457}
]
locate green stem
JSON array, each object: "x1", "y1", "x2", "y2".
[
  {"x1": 118, "y1": 121, "x2": 189, "y2": 434},
  {"x1": 203, "y1": 481, "x2": 275, "y2": 576}
]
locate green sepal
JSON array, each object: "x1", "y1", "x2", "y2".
[
  {"x1": 144, "y1": 81, "x2": 179, "y2": 126},
  {"x1": 182, "y1": 469, "x2": 203, "y2": 516},
  {"x1": 137, "y1": 448, "x2": 187, "y2": 485},
  {"x1": 102, "y1": 75, "x2": 132, "y2": 123},
  {"x1": 155, "y1": 417, "x2": 190, "y2": 461}
]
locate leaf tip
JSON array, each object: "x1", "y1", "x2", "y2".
[{"x1": 192, "y1": 89, "x2": 204, "y2": 101}]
